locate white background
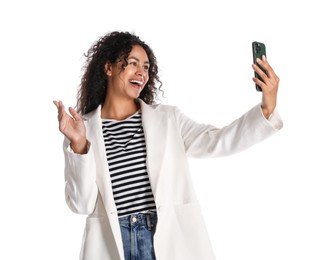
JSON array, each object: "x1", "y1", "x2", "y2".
[{"x1": 1, "y1": 0, "x2": 321, "y2": 259}]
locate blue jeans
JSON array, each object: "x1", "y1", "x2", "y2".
[{"x1": 119, "y1": 212, "x2": 157, "y2": 260}]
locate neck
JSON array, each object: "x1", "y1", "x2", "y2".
[{"x1": 101, "y1": 97, "x2": 140, "y2": 120}]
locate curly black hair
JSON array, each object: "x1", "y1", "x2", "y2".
[{"x1": 76, "y1": 31, "x2": 162, "y2": 115}]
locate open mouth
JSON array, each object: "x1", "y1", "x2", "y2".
[
  {"x1": 129, "y1": 80, "x2": 144, "y2": 87},
  {"x1": 129, "y1": 80, "x2": 144, "y2": 90}
]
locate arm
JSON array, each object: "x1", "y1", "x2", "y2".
[
  {"x1": 252, "y1": 55, "x2": 280, "y2": 119},
  {"x1": 175, "y1": 104, "x2": 283, "y2": 158},
  {"x1": 63, "y1": 138, "x2": 98, "y2": 214},
  {"x1": 54, "y1": 100, "x2": 98, "y2": 214},
  {"x1": 176, "y1": 56, "x2": 282, "y2": 158}
]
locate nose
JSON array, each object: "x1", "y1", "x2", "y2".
[
  {"x1": 135, "y1": 68, "x2": 147, "y2": 81},
  {"x1": 136, "y1": 66, "x2": 145, "y2": 76}
]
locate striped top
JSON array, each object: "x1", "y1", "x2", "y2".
[{"x1": 102, "y1": 111, "x2": 156, "y2": 217}]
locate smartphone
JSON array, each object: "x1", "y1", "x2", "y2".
[{"x1": 252, "y1": 41, "x2": 266, "y2": 92}]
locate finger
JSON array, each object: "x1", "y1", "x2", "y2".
[
  {"x1": 252, "y1": 77, "x2": 267, "y2": 91},
  {"x1": 58, "y1": 100, "x2": 65, "y2": 110},
  {"x1": 68, "y1": 107, "x2": 82, "y2": 121},
  {"x1": 256, "y1": 60, "x2": 280, "y2": 90},
  {"x1": 256, "y1": 57, "x2": 276, "y2": 79},
  {"x1": 55, "y1": 101, "x2": 68, "y2": 121},
  {"x1": 53, "y1": 100, "x2": 65, "y2": 112},
  {"x1": 53, "y1": 100, "x2": 59, "y2": 109},
  {"x1": 57, "y1": 109, "x2": 66, "y2": 121},
  {"x1": 252, "y1": 63, "x2": 269, "y2": 82}
]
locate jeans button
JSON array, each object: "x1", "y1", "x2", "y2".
[{"x1": 132, "y1": 217, "x2": 137, "y2": 223}]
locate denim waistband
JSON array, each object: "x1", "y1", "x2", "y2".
[{"x1": 118, "y1": 212, "x2": 157, "y2": 231}]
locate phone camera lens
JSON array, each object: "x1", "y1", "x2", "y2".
[{"x1": 256, "y1": 45, "x2": 261, "y2": 53}]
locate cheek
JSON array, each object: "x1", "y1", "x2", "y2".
[
  {"x1": 143, "y1": 79, "x2": 149, "y2": 88},
  {"x1": 145, "y1": 73, "x2": 150, "y2": 84}
]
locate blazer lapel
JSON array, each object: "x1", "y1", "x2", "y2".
[
  {"x1": 139, "y1": 100, "x2": 168, "y2": 202},
  {"x1": 84, "y1": 106, "x2": 117, "y2": 212},
  {"x1": 84, "y1": 106, "x2": 125, "y2": 259}
]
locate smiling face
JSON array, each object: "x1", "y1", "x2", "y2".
[{"x1": 106, "y1": 45, "x2": 150, "y2": 102}]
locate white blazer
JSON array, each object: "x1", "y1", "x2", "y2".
[{"x1": 63, "y1": 100, "x2": 283, "y2": 260}]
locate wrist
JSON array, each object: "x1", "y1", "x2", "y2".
[
  {"x1": 261, "y1": 105, "x2": 274, "y2": 119},
  {"x1": 70, "y1": 137, "x2": 87, "y2": 154}
]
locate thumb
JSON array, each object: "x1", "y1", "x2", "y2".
[{"x1": 68, "y1": 107, "x2": 82, "y2": 121}]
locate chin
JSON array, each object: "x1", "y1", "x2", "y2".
[{"x1": 131, "y1": 90, "x2": 143, "y2": 99}]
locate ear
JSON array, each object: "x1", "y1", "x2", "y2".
[{"x1": 105, "y1": 63, "x2": 113, "y2": 76}]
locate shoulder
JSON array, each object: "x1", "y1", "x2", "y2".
[
  {"x1": 82, "y1": 105, "x2": 101, "y2": 123},
  {"x1": 139, "y1": 99, "x2": 179, "y2": 114}
]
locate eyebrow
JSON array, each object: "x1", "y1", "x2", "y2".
[{"x1": 128, "y1": 56, "x2": 150, "y2": 64}]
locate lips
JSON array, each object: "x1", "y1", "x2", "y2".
[{"x1": 129, "y1": 79, "x2": 144, "y2": 86}]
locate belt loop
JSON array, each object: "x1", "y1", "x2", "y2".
[{"x1": 146, "y1": 214, "x2": 153, "y2": 231}]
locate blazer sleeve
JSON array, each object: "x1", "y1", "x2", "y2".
[
  {"x1": 63, "y1": 138, "x2": 98, "y2": 214},
  {"x1": 174, "y1": 103, "x2": 283, "y2": 158}
]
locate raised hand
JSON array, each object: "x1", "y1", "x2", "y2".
[
  {"x1": 53, "y1": 100, "x2": 87, "y2": 154},
  {"x1": 252, "y1": 56, "x2": 280, "y2": 119}
]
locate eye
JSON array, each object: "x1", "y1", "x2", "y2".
[
  {"x1": 143, "y1": 65, "x2": 150, "y2": 71},
  {"x1": 129, "y1": 61, "x2": 138, "y2": 67}
]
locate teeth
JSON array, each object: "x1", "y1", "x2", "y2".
[{"x1": 130, "y1": 80, "x2": 143, "y2": 86}]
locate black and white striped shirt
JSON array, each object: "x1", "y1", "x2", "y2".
[{"x1": 102, "y1": 111, "x2": 156, "y2": 217}]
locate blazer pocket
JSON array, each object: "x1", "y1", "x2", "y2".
[
  {"x1": 154, "y1": 202, "x2": 214, "y2": 260},
  {"x1": 80, "y1": 217, "x2": 119, "y2": 260},
  {"x1": 173, "y1": 202, "x2": 211, "y2": 247},
  {"x1": 174, "y1": 202, "x2": 201, "y2": 223},
  {"x1": 86, "y1": 216, "x2": 106, "y2": 223}
]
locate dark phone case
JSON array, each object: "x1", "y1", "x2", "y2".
[{"x1": 252, "y1": 41, "x2": 266, "y2": 92}]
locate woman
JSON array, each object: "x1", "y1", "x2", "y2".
[{"x1": 54, "y1": 31, "x2": 282, "y2": 260}]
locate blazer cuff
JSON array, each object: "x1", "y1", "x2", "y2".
[
  {"x1": 65, "y1": 140, "x2": 91, "y2": 155},
  {"x1": 259, "y1": 104, "x2": 283, "y2": 130}
]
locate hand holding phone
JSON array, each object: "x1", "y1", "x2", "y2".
[{"x1": 252, "y1": 41, "x2": 267, "y2": 92}]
